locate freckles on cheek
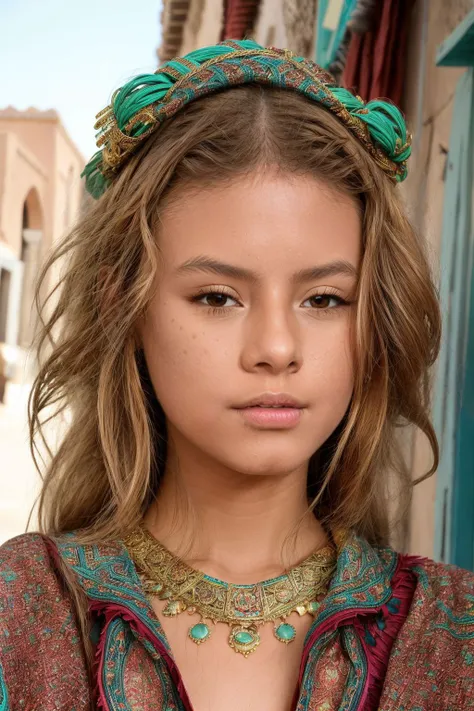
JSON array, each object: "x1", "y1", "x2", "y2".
[{"x1": 156, "y1": 324, "x2": 211, "y2": 372}]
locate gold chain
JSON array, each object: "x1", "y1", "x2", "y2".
[{"x1": 124, "y1": 524, "x2": 336, "y2": 657}]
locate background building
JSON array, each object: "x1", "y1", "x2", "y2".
[
  {"x1": 0, "y1": 107, "x2": 84, "y2": 542},
  {"x1": 157, "y1": 0, "x2": 474, "y2": 568},
  {"x1": 0, "y1": 107, "x2": 84, "y2": 375}
]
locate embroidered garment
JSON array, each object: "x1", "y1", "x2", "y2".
[{"x1": 1, "y1": 531, "x2": 474, "y2": 710}]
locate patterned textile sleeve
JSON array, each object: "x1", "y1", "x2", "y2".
[
  {"x1": 0, "y1": 533, "x2": 91, "y2": 710},
  {"x1": 379, "y1": 556, "x2": 474, "y2": 710}
]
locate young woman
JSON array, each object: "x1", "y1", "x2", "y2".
[{"x1": 1, "y1": 39, "x2": 473, "y2": 711}]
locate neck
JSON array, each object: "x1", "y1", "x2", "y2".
[{"x1": 143, "y1": 446, "x2": 328, "y2": 584}]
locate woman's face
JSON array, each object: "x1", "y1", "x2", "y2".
[{"x1": 139, "y1": 170, "x2": 361, "y2": 478}]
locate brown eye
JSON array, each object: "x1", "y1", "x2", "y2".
[
  {"x1": 306, "y1": 294, "x2": 346, "y2": 309},
  {"x1": 204, "y1": 293, "x2": 232, "y2": 308},
  {"x1": 191, "y1": 289, "x2": 239, "y2": 310}
]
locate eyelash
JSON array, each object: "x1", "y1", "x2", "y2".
[{"x1": 190, "y1": 287, "x2": 351, "y2": 316}]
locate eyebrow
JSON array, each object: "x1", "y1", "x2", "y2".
[{"x1": 174, "y1": 255, "x2": 358, "y2": 283}]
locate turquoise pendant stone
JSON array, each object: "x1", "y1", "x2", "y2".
[
  {"x1": 234, "y1": 631, "x2": 254, "y2": 645},
  {"x1": 275, "y1": 623, "x2": 296, "y2": 643},
  {"x1": 189, "y1": 622, "x2": 210, "y2": 644},
  {"x1": 229, "y1": 626, "x2": 260, "y2": 656}
]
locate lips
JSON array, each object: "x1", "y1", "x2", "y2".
[
  {"x1": 249, "y1": 405, "x2": 294, "y2": 410},
  {"x1": 236, "y1": 405, "x2": 303, "y2": 428},
  {"x1": 235, "y1": 392, "x2": 306, "y2": 409}
]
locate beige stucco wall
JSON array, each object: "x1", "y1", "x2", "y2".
[
  {"x1": 0, "y1": 109, "x2": 84, "y2": 258},
  {"x1": 0, "y1": 131, "x2": 48, "y2": 256}
]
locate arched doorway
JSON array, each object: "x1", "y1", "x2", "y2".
[{"x1": 18, "y1": 187, "x2": 43, "y2": 349}]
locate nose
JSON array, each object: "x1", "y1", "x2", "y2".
[{"x1": 240, "y1": 299, "x2": 302, "y2": 374}]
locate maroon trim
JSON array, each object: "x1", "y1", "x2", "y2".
[
  {"x1": 89, "y1": 600, "x2": 195, "y2": 711},
  {"x1": 357, "y1": 555, "x2": 418, "y2": 710},
  {"x1": 44, "y1": 536, "x2": 194, "y2": 709},
  {"x1": 298, "y1": 554, "x2": 419, "y2": 711}
]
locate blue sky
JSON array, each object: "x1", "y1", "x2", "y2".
[{"x1": 0, "y1": 0, "x2": 163, "y2": 161}]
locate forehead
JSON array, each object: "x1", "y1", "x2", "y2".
[{"x1": 157, "y1": 172, "x2": 362, "y2": 272}]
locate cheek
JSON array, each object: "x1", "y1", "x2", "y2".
[
  {"x1": 141, "y1": 307, "x2": 229, "y2": 415},
  {"x1": 309, "y1": 316, "x2": 354, "y2": 376},
  {"x1": 307, "y1": 322, "x2": 355, "y2": 429}
]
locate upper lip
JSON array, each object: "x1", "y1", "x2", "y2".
[{"x1": 235, "y1": 392, "x2": 306, "y2": 408}]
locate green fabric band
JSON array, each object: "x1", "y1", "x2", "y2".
[{"x1": 82, "y1": 39, "x2": 411, "y2": 199}]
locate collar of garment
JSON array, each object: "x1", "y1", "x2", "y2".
[{"x1": 52, "y1": 528, "x2": 400, "y2": 659}]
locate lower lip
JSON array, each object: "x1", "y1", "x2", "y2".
[{"x1": 236, "y1": 407, "x2": 303, "y2": 428}]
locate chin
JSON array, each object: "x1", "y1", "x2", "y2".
[{"x1": 215, "y1": 445, "x2": 317, "y2": 478}]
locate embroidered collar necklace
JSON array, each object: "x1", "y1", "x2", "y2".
[{"x1": 124, "y1": 524, "x2": 337, "y2": 657}]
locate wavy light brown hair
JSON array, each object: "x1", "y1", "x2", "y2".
[{"x1": 29, "y1": 85, "x2": 441, "y2": 550}]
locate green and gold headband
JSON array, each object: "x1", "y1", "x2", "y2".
[{"x1": 82, "y1": 38, "x2": 412, "y2": 199}]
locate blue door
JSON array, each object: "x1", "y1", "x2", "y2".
[{"x1": 433, "y1": 10, "x2": 474, "y2": 569}]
